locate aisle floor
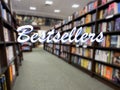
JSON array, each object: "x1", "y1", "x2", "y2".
[{"x1": 13, "y1": 48, "x2": 113, "y2": 90}]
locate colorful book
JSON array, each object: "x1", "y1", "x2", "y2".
[
  {"x1": 107, "y1": 20, "x2": 114, "y2": 32},
  {"x1": 107, "y1": 2, "x2": 118, "y2": 16},
  {"x1": 105, "y1": 35, "x2": 111, "y2": 47},
  {"x1": 110, "y1": 35, "x2": 118, "y2": 47},
  {"x1": 102, "y1": 0, "x2": 107, "y2": 5},
  {"x1": 112, "y1": 69, "x2": 120, "y2": 85},
  {"x1": 85, "y1": 14, "x2": 91, "y2": 24},
  {"x1": 112, "y1": 52, "x2": 120, "y2": 66},
  {"x1": 115, "y1": 17, "x2": 120, "y2": 31},
  {"x1": 105, "y1": 66, "x2": 113, "y2": 80}
]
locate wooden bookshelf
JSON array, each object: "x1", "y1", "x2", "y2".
[
  {"x1": 44, "y1": 0, "x2": 120, "y2": 89},
  {"x1": 0, "y1": 0, "x2": 23, "y2": 90}
]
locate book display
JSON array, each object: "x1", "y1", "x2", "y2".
[
  {"x1": 0, "y1": 0, "x2": 23, "y2": 90},
  {"x1": 44, "y1": 0, "x2": 120, "y2": 89}
]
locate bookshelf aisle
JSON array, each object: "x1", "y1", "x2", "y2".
[
  {"x1": 0, "y1": 0, "x2": 23, "y2": 90},
  {"x1": 44, "y1": 0, "x2": 120, "y2": 89}
]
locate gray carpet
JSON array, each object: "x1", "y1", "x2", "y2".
[{"x1": 13, "y1": 48, "x2": 113, "y2": 90}]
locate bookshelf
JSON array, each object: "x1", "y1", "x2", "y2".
[
  {"x1": 44, "y1": 0, "x2": 120, "y2": 89},
  {"x1": 0, "y1": 0, "x2": 23, "y2": 90}
]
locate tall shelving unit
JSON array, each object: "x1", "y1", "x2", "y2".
[
  {"x1": 0, "y1": 0, "x2": 23, "y2": 90},
  {"x1": 44, "y1": 0, "x2": 120, "y2": 89}
]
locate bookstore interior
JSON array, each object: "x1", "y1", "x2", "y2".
[{"x1": 0, "y1": 0, "x2": 120, "y2": 90}]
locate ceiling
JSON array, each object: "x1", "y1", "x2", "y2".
[{"x1": 11, "y1": 0, "x2": 92, "y2": 19}]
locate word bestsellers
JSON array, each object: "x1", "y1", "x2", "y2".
[{"x1": 17, "y1": 25, "x2": 104, "y2": 44}]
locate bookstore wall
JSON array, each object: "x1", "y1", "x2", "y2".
[
  {"x1": 0, "y1": 0, "x2": 23, "y2": 90},
  {"x1": 44, "y1": 0, "x2": 120, "y2": 89}
]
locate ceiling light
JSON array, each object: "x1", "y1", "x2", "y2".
[
  {"x1": 72, "y1": 4, "x2": 79, "y2": 8},
  {"x1": 29, "y1": 7, "x2": 36, "y2": 10},
  {"x1": 45, "y1": 0, "x2": 53, "y2": 5},
  {"x1": 54, "y1": 9, "x2": 60, "y2": 13}
]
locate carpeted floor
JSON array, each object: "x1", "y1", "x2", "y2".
[{"x1": 13, "y1": 48, "x2": 113, "y2": 90}]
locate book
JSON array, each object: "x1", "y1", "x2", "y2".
[
  {"x1": 112, "y1": 52, "x2": 120, "y2": 66},
  {"x1": 6, "y1": 46, "x2": 14, "y2": 64},
  {"x1": 102, "y1": 0, "x2": 107, "y2": 5},
  {"x1": 92, "y1": 13, "x2": 96, "y2": 21},
  {"x1": 85, "y1": 14, "x2": 91, "y2": 24},
  {"x1": 105, "y1": 66, "x2": 113, "y2": 80},
  {"x1": 3, "y1": 27, "x2": 9, "y2": 42},
  {"x1": 110, "y1": 35, "x2": 118, "y2": 47},
  {"x1": 0, "y1": 75, "x2": 7, "y2": 90},
  {"x1": 112, "y1": 69, "x2": 120, "y2": 85},
  {"x1": 105, "y1": 35, "x2": 111, "y2": 47},
  {"x1": 102, "y1": 22, "x2": 107, "y2": 32},
  {"x1": 103, "y1": 9, "x2": 108, "y2": 18},
  {"x1": 95, "y1": 50, "x2": 111, "y2": 63},
  {"x1": 107, "y1": 20, "x2": 114, "y2": 32},
  {"x1": 99, "y1": 10, "x2": 103, "y2": 19},
  {"x1": 115, "y1": 17, "x2": 120, "y2": 31},
  {"x1": 107, "y1": 3, "x2": 118, "y2": 16},
  {"x1": 94, "y1": 0, "x2": 98, "y2": 9}
]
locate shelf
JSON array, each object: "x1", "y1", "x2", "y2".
[
  {"x1": 95, "y1": 60, "x2": 120, "y2": 69},
  {"x1": 97, "y1": 13, "x2": 120, "y2": 23},
  {"x1": 70, "y1": 53, "x2": 93, "y2": 61},
  {"x1": 5, "y1": 41, "x2": 18, "y2": 46},
  {"x1": 61, "y1": 28, "x2": 72, "y2": 33},
  {"x1": 71, "y1": 63, "x2": 92, "y2": 75},
  {"x1": 95, "y1": 46, "x2": 120, "y2": 51},
  {"x1": 74, "y1": 9, "x2": 96, "y2": 21},
  {"x1": 94, "y1": 73, "x2": 120, "y2": 89},
  {"x1": 54, "y1": 48, "x2": 60, "y2": 51},
  {"x1": 77, "y1": 21, "x2": 96, "y2": 28},
  {"x1": 62, "y1": 51, "x2": 70, "y2": 54},
  {"x1": 103, "y1": 31, "x2": 120, "y2": 35}
]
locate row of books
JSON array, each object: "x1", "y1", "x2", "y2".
[
  {"x1": 73, "y1": 0, "x2": 117, "y2": 19},
  {"x1": 62, "y1": 24, "x2": 72, "y2": 31},
  {"x1": 98, "y1": 17, "x2": 120, "y2": 32},
  {"x1": 71, "y1": 55, "x2": 92, "y2": 70},
  {"x1": 71, "y1": 47, "x2": 93, "y2": 59},
  {"x1": 47, "y1": 44, "x2": 53, "y2": 48},
  {"x1": 0, "y1": 74, "x2": 7, "y2": 90},
  {"x1": 3, "y1": 27, "x2": 11, "y2": 42},
  {"x1": 55, "y1": 23, "x2": 62, "y2": 29},
  {"x1": 54, "y1": 49, "x2": 59, "y2": 56},
  {"x1": 62, "y1": 16, "x2": 73, "y2": 25},
  {"x1": 100, "y1": 35, "x2": 120, "y2": 48},
  {"x1": 73, "y1": 0, "x2": 97, "y2": 19},
  {"x1": 95, "y1": 63, "x2": 120, "y2": 85},
  {"x1": 99, "y1": 2, "x2": 120, "y2": 19},
  {"x1": 9, "y1": 62, "x2": 16, "y2": 84},
  {"x1": 60, "y1": 52, "x2": 70, "y2": 61},
  {"x1": 95, "y1": 50, "x2": 120, "y2": 66},
  {"x1": 73, "y1": 13, "x2": 96, "y2": 27},
  {"x1": 61, "y1": 46, "x2": 70, "y2": 52},
  {"x1": 6, "y1": 46, "x2": 14, "y2": 65},
  {"x1": 54, "y1": 45, "x2": 60, "y2": 50}
]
